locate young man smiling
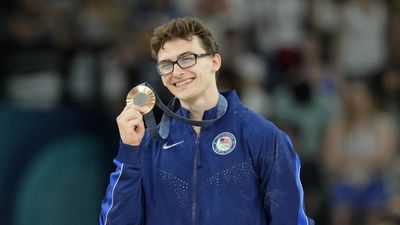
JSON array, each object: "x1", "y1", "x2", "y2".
[
  {"x1": 157, "y1": 36, "x2": 220, "y2": 135},
  {"x1": 100, "y1": 17, "x2": 314, "y2": 225}
]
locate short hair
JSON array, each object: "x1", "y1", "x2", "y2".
[{"x1": 150, "y1": 17, "x2": 219, "y2": 60}]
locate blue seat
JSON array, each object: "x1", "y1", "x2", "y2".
[{"x1": 12, "y1": 134, "x2": 106, "y2": 225}]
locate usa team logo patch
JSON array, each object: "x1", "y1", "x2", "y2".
[{"x1": 212, "y1": 132, "x2": 236, "y2": 155}]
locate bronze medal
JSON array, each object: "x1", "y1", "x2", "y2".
[{"x1": 126, "y1": 84, "x2": 156, "y2": 114}]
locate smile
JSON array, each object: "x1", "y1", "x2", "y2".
[{"x1": 175, "y1": 79, "x2": 194, "y2": 87}]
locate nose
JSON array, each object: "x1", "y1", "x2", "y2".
[{"x1": 172, "y1": 63, "x2": 184, "y2": 77}]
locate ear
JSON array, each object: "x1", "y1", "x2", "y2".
[{"x1": 211, "y1": 53, "x2": 222, "y2": 73}]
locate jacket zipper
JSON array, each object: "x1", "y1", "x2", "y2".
[{"x1": 192, "y1": 135, "x2": 200, "y2": 225}]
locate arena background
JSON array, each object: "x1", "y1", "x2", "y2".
[{"x1": 1, "y1": 0, "x2": 399, "y2": 225}]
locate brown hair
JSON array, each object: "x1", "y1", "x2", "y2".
[{"x1": 150, "y1": 17, "x2": 219, "y2": 60}]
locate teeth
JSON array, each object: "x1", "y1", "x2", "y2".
[{"x1": 176, "y1": 79, "x2": 193, "y2": 87}]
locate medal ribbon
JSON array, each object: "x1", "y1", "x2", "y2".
[{"x1": 129, "y1": 82, "x2": 228, "y2": 139}]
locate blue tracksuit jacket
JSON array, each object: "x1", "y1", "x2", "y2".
[{"x1": 100, "y1": 91, "x2": 314, "y2": 225}]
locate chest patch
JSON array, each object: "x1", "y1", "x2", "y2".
[{"x1": 212, "y1": 132, "x2": 236, "y2": 155}]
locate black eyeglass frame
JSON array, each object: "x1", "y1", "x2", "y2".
[{"x1": 156, "y1": 53, "x2": 211, "y2": 76}]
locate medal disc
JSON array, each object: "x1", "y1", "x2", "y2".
[{"x1": 126, "y1": 84, "x2": 156, "y2": 114}]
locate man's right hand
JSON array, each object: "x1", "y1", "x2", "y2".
[{"x1": 116, "y1": 104, "x2": 146, "y2": 146}]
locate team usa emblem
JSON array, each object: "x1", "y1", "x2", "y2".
[{"x1": 212, "y1": 132, "x2": 236, "y2": 155}]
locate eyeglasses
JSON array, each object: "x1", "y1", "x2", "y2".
[{"x1": 156, "y1": 53, "x2": 211, "y2": 76}]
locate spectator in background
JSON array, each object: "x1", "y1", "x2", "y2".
[
  {"x1": 323, "y1": 79, "x2": 398, "y2": 225},
  {"x1": 310, "y1": 0, "x2": 341, "y2": 97},
  {"x1": 376, "y1": 68, "x2": 400, "y2": 125},
  {"x1": 255, "y1": 0, "x2": 307, "y2": 56},
  {"x1": 219, "y1": 28, "x2": 271, "y2": 117},
  {"x1": 377, "y1": 156, "x2": 400, "y2": 225},
  {"x1": 336, "y1": 0, "x2": 388, "y2": 79},
  {"x1": 270, "y1": 0, "x2": 308, "y2": 89},
  {"x1": 216, "y1": 29, "x2": 242, "y2": 92},
  {"x1": 269, "y1": 34, "x2": 335, "y2": 222},
  {"x1": 387, "y1": 0, "x2": 400, "y2": 67},
  {"x1": 0, "y1": 0, "x2": 72, "y2": 109},
  {"x1": 235, "y1": 51, "x2": 271, "y2": 117},
  {"x1": 384, "y1": 157, "x2": 400, "y2": 224}
]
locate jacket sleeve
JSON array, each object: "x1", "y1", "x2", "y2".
[
  {"x1": 254, "y1": 125, "x2": 314, "y2": 225},
  {"x1": 99, "y1": 142, "x2": 145, "y2": 225}
]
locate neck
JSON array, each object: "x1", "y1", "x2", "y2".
[{"x1": 180, "y1": 88, "x2": 220, "y2": 121}]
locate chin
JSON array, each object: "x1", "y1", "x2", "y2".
[{"x1": 172, "y1": 91, "x2": 194, "y2": 101}]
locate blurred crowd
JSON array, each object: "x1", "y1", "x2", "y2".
[{"x1": 1, "y1": 0, "x2": 400, "y2": 225}]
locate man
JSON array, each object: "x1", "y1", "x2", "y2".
[{"x1": 100, "y1": 17, "x2": 314, "y2": 225}]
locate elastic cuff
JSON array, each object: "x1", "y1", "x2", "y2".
[{"x1": 116, "y1": 142, "x2": 142, "y2": 165}]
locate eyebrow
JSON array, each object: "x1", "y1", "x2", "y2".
[{"x1": 158, "y1": 51, "x2": 194, "y2": 63}]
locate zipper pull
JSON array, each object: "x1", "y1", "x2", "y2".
[{"x1": 195, "y1": 137, "x2": 202, "y2": 168}]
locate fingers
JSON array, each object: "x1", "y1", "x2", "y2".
[
  {"x1": 124, "y1": 113, "x2": 142, "y2": 121},
  {"x1": 128, "y1": 119, "x2": 144, "y2": 132},
  {"x1": 116, "y1": 104, "x2": 146, "y2": 133},
  {"x1": 125, "y1": 103, "x2": 147, "y2": 114},
  {"x1": 117, "y1": 104, "x2": 146, "y2": 146},
  {"x1": 120, "y1": 104, "x2": 146, "y2": 121}
]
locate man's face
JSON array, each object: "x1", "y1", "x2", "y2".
[{"x1": 157, "y1": 36, "x2": 221, "y2": 102}]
